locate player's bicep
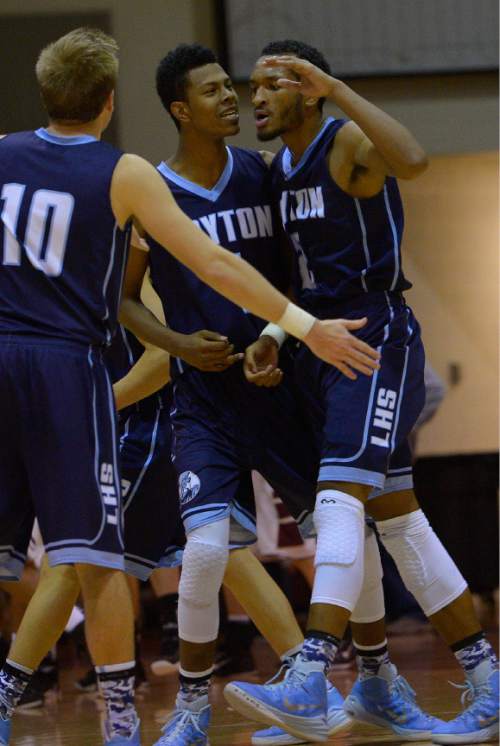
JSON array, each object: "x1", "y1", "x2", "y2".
[{"x1": 330, "y1": 122, "x2": 388, "y2": 198}]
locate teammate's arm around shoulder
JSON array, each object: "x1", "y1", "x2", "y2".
[{"x1": 112, "y1": 154, "x2": 380, "y2": 379}]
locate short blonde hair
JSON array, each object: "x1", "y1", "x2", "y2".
[{"x1": 36, "y1": 27, "x2": 119, "y2": 123}]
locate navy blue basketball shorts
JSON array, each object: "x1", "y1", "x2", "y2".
[
  {"x1": 170, "y1": 378, "x2": 318, "y2": 544},
  {"x1": 295, "y1": 292, "x2": 426, "y2": 498},
  {"x1": 0, "y1": 336, "x2": 124, "y2": 580},
  {"x1": 120, "y1": 394, "x2": 185, "y2": 580}
]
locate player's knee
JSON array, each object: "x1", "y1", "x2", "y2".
[
  {"x1": 314, "y1": 490, "x2": 364, "y2": 567},
  {"x1": 376, "y1": 509, "x2": 467, "y2": 616},
  {"x1": 311, "y1": 490, "x2": 365, "y2": 611},
  {"x1": 179, "y1": 521, "x2": 230, "y2": 609}
]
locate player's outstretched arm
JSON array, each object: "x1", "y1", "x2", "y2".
[
  {"x1": 263, "y1": 56, "x2": 428, "y2": 187},
  {"x1": 113, "y1": 155, "x2": 380, "y2": 379}
]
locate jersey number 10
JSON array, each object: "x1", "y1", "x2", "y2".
[{"x1": 1, "y1": 183, "x2": 74, "y2": 277}]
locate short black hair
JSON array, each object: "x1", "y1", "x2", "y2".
[
  {"x1": 260, "y1": 40, "x2": 331, "y2": 112},
  {"x1": 156, "y1": 43, "x2": 217, "y2": 128}
]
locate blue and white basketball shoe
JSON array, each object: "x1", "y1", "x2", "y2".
[
  {"x1": 343, "y1": 663, "x2": 442, "y2": 741},
  {"x1": 0, "y1": 716, "x2": 10, "y2": 746},
  {"x1": 224, "y1": 658, "x2": 328, "y2": 743},
  {"x1": 153, "y1": 696, "x2": 210, "y2": 745},
  {"x1": 432, "y1": 669, "x2": 499, "y2": 743},
  {"x1": 251, "y1": 680, "x2": 351, "y2": 744},
  {"x1": 104, "y1": 717, "x2": 141, "y2": 745}
]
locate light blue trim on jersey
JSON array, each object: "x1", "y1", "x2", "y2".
[
  {"x1": 35, "y1": 128, "x2": 98, "y2": 146},
  {"x1": 318, "y1": 465, "x2": 385, "y2": 489},
  {"x1": 281, "y1": 117, "x2": 335, "y2": 179},
  {"x1": 387, "y1": 466, "x2": 412, "y2": 474},
  {"x1": 369, "y1": 473, "x2": 414, "y2": 499},
  {"x1": 47, "y1": 547, "x2": 125, "y2": 571},
  {"x1": 354, "y1": 198, "x2": 371, "y2": 293},
  {"x1": 124, "y1": 548, "x2": 183, "y2": 579},
  {"x1": 122, "y1": 403, "x2": 162, "y2": 511},
  {"x1": 182, "y1": 504, "x2": 256, "y2": 544},
  {"x1": 384, "y1": 184, "x2": 400, "y2": 291},
  {"x1": 157, "y1": 147, "x2": 234, "y2": 202},
  {"x1": 102, "y1": 223, "x2": 118, "y2": 345},
  {"x1": 103, "y1": 364, "x2": 125, "y2": 549}
]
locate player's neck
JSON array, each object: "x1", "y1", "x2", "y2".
[
  {"x1": 168, "y1": 134, "x2": 228, "y2": 189},
  {"x1": 281, "y1": 115, "x2": 326, "y2": 166},
  {"x1": 45, "y1": 121, "x2": 102, "y2": 140}
]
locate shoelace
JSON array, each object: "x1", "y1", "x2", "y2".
[
  {"x1": 388, "y1": 676, "x2": 435, "y2": 722},
  {"x1": 162, "y1": 708, "x2": 205, "y2": 739},
  {"x1": 449, "y1": 678, "x2": 494, "y2": 713},
  {"x1": 263, "y1": 660, "x2": 293, "y2": 687}
]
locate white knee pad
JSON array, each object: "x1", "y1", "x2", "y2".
[
  {"x1": 350, "y1": 527, "x2": 385, "y2": 624},
  {"x1": 178, "y1": 519, "x2": 229, "y2": 643},
  {"x1": 377, "y1": 509, "x2": 467, "y2": 617},
  {"x1": 311, "y1": 490, "x2": 365, "y2": 612}
]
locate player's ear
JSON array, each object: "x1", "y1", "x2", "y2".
[
  {"x1": 106, "y1": 90, "x2": 115, "y2": 114},
  {"x1": 170, "y1": 101, "x2": 191, "y2": 126}
]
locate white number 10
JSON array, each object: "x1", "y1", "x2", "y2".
[{"x1": 1, "y1": 183, "x2": 74, "y2": 277}]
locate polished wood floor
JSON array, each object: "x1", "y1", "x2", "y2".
[{"x1": 8, "y1": 629, "x2": 498, "y2": 745}]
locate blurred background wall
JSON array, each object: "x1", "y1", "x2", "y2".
[{"x1": 0, "y1": 0, "x2": 498, "y2": 458}]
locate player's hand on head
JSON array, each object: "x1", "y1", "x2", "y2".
[
  {"x1": 263, "y1": 55, "x2": 334, "y2": 99},
  {"x1": 304, "y1": 318, "x2": 380, "y2": 380},
  {"x1": 178, "y1": 329, "x2": 243, "y2": 372},
  {"x1": 244, "y1": 336, "x2": 283, "y2": 387}
]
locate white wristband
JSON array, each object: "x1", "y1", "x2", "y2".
[
  {"x1": 260, "y1": 323, "x2": 287, "y2": 349},
  {"x1": 277, "y1": 303, "x2": 316, "y2": 340}
]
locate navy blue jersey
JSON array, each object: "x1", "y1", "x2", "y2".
[
  {"x1": 270, "y1": 117, "x2": 411, "y2": 312},
  {"x1": 0, "y1": 129, "x2": 131, "y2": 345},
  {"x1": 148, "y1": 147, "x2": 287, "y2": 379}
]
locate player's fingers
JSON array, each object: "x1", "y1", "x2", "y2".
[
  {"x1": 344, "y1": 357, "x2": 375, "y2": 376},
  {"x1": 276, "y1": 78, "x2": 302, "y2": 90},
  {"x1": 334, "y1": 360, "x2": 357, "y2": 380},
  {"x1": 224, "y1": 353, "x2": 244, "y2": 366},
  {"x1": 351, "y1": 336, "x2": 380, "y2": 360},
  {"x1": 199, "y1": 330, "x2": 229, "y2": 342},
  {"x1": 345, "y1": 346, "x2": 380, "y2": 370},
  {"x1": 263, "y1": 369, "x2": 283, "y2": 387},
  {"x1": 202, "y1": 340, "x2": 233, "y2": 353},
  {"x1": 343, "y1": 317, "x2": 368, "y2": 330}
]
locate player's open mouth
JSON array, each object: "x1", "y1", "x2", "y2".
[
  {"x1": 220, "y1": 108, "x2": 239, "y2": 121},
  {"x1": 254, "y1": 110, "x2": 270, "y2": 129}
]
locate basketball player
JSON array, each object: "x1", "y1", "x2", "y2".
[
  {"x1": 225, "y1": 42, "x2": 499, "y2": 745},
  {"x1": 0, "y1": 27, "x2": 379, "y2": 746}
]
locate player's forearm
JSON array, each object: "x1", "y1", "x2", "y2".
[
  {"x1": 328, "y1": 79, "x2": 428, "y2": 178},
  {"x1": 119, "y1": 297, "x2": 186, "y2": 357},
  {"x1": 113, "y1": 347, "x2": 170, "y2": 410}
]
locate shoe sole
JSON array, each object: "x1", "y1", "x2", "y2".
[
  {"x1": 432, "y1": 722, "x2": 499, "y2": 744},
  {"x1": 344, "y1": 696, "x2": 433, "y2": 741},
  {"x1": 150, "y1": 660, "x2": 179, "y2": 677},
  {"x1": 224, "y1": 684, "x2": 328, "y2": 743},
  {"x1": 251, "y1": 714, "x2": 351, "y2": 745}
]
